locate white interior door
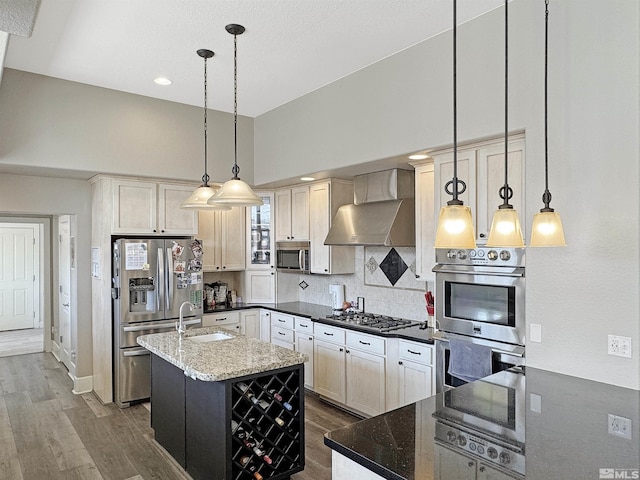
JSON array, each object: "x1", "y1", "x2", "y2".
[
  {"x1": 0, "y1": 225, "x2": 36, "y2": 331},
  {"x1": 58, "y1": 216, "x2": 72, "y2": 368}
]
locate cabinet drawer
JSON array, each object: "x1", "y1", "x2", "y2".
[
  {"x1": 271, "y1": 325, "x2": 295, "y2": 344},
  {"x1": 202, "y1": 311, "x2": 240, "y2": 327},
  {"x1": 313, "y1": 323, "x2": 345, "y2": 345},
  {"x1": 398, "y1": 340, "x2": 433, "y2": 365},
  {"x1": 346, "y1": 331, "x2": 385, "y2": 356},
  {"x1": 271, "y1": 313, "x2": 294, "y2": 330},
  {"x1": 294, "y1": 317, "x2": 314, "y2": 333}
]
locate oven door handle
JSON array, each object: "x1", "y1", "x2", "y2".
[
  {"x1": 123, "y1": 348, "x2": 150, "y2": 357},
  {"x1": 434, "y1": 336, "x2": 524, "y2": 358},
  {"x1": 432, "y1": 264, "x2": 525, "y2": 277},
  {"x1": 123, "y1": 318, "x2": 200, "y2": 332}
]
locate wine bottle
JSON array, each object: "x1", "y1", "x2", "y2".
[
  {"x1": 231, "y1": 420, "x2": 249, "y2": 439},
  {"x1": 239, "y1": 457, "x2": 263, "y2": 479},
  {"x1": 268, "y1": 389, "x2": 293, "y2": 411}
]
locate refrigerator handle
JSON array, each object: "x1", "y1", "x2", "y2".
[
  {"x1": 299, "y1": 249, "x2": 304, "y2": 272},
  {"x1": 166, "y1": 247, "x2": 173, "y2": 310},
  {"x1": 157, "y1": 247, "x2": 164, "y2": 313}
]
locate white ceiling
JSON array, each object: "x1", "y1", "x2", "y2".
[{"x1": 4, "y1": 0, "x2": 505, "y2": 118}]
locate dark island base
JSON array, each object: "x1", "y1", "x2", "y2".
[{"x1": 150, "y1": 354, "x2": 305, "y2": 480}]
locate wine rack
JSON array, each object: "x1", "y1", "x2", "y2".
[{"x1": 230, "y1": 369, "x2": 304, "y2": 480}]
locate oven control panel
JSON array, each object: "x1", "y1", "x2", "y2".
[
  {"x1": 435, "y1": 421, "x2": 525, "y2": 476},
  {"x1": 436, "y1": 247, "x2": 525, "y2": 267}
]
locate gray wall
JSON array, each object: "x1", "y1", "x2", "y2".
[
  {"x1": 0, "y1": 174, "x2": 92, "y2": 378},
  {"x1": 255, "y1": 0, "x2": 640, "y2": 389},
  {"x1": 0, "y1": 68, "x2": 255, "y2": 184}
]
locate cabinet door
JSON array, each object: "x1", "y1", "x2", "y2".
[
  {"x1": 309, "y1": 182, "x2": 331, "y2": 274},
  {"x1": 240, "y1": 310, "x2": 260, "y2": 339},
  {"x1": 295, "y1": 334, "x2": 314, "y2": 390},
  {"x1": 275, "y1": 189, "x2": 292, "y2": 241},
  {"x1": 398, "y1": 360, "x2": 433, "y2": 407},
  {"x1": 198, "y1": 210, "x2": 221, "y2": 271},
  {"x1": 113, "y1": 179, "x2": 157, "y2": 234},
  {"x1": 221, "y1": 207, "x2": 246, "y2": 271},
  {"x1": 290, "y1": 186, "x2": 310, "y2": 241},
  {"x1": 476, "y1": 139, "x2": 525, "y2": 242},
  {"x1": 247, "y1": 193, "x2": 274, "y2": 269},
  {"x1": 259, "y1": 310, "x2": 271, "y2": 342},
  {"x1": 414, "y1": 163, "x2": 435, "y2": 281},
  {"x1": 346, "y1": 349, "x2": 386, "y2": 416},
  {"x1": 313, "y1": 339, "x2": 346, "y2": 404},
  {"x1": 243, "y1": 270, "x2": 275, "y2": 303},
  {"x1": 477, "y1": 463, "x2": 518, "y2": 480},
  {"x1": 433, "y1": 149, "x2": 477, "y2": 236},
  {"x1": 158, "y1": 184, "x2": 199, "y2": 234},
  {"x1": 434, "y1": 444, "x2": 477, "y2": 480},
  {"x1": 202, "y1": 311, "x2": 240, "y2": 327}
]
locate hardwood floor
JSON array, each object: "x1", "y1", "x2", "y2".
[
  {"x1": 0, "y1": 328, "x2": 43, "y2": 358},
  {"x1": 0, "y1": 353, "x2": 359, "y2": 480}
]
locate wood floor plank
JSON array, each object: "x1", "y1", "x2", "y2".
[
  {"x1": 0, "y1": 328, "x2": 43, "y2": 358},
  {"x1": 0, "y1": 395, "x2": 23, "y2": 480},
  {"x1": 43, "y1": 366, "x2": 87, "y2": 410},
  {"x1": 59, "y1": 462, "x2": 104, "y2": 480},
  {"x1": 81, "y1": 393, "x2": 113, "y2": 418}
]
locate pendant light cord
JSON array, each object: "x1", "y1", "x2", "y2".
[
  {"x1": 203, "y1": 54, "x2": 210, "y2": 186},
  {"x1": 499, "y1": 0, "x2": 514, "y2": 209},
  {"x1": 232, "y1": 32, "x2": 240, "y2": 179},
  {"x1": 542, "y1": 0, "x2": 553, "y2": 210}
]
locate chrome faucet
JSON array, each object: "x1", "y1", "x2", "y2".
[{"x1": 178, "y1": 301, "x2": 195, "y2": 338}]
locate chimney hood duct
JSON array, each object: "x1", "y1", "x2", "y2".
[{"x1": 324, "y1": 169, "x2": 415, "y2": 247}]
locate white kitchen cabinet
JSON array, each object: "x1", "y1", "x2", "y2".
[
  {"x1": 270, "y1": 312, "x2": 295, "y2": 350},
  {"x1": 242, "y1": 270, "x2": 275, "y2": 303},
  {"x1": 308, "y1": 180, "x2": 355, "y2": 274},
  {"x1": 259, "y1": 309, "x2": 271, "y2": 342},
  {"x1": 411, "y1": 162, "x2": 436, "y2": 281},
  {"x1": 275, "y1": 186, "x2": 309, "y2": 242},
  {"x1": 345, "y1": 331, "x2": 386, "y2": 416},
  {"x1": 434, "y1": 443, "x2": 515, "y2": 480},
  {"x1": 397, "y1": 340, "x2": 434, "y2": 407},
  {"x1": 202, "y1": 311, "x2": 241, "y2": 334},
  {"x1": 313, "y1": 338, "x2": 346, "y2": 404},
  {"x1": 112, "y1": 178, "x2": 198, "y2": 235},
  {"x1": 432, "y1": 134, "x2": 525, "y2": 243},
  {"x1": 246, "y1": 192, "x2": 275, "y2": 270},
  {"x1": 240, "y1": 309, "x2": 260, "y2": 339},
  {"x1": 199, "y1": 207, "x2": 246, "y2": 272},
  {"x1": 295, "y1": 317, "x2": 314, "y2": 389}
]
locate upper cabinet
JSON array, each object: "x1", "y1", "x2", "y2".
[
  {"x1": 247, "y1": 192, "x2": 275, "y2": 270},
  {"x1": 199, "y1": 207, "x2": 246, "y2": 272},
  {"x1": 433, "y1": 134, "x2": 525, "y2": 243},
  {"x1": 275, "y1": 186, "x2": 309, "y2": 242},
  {"x1": 309, "y1": 180, "x2": 355, "y2": 275},
  {"x1": 112, "y1": 179, "x2": 198, "y2": 235},
  {"x1": 411, "y1": 162, "x2": 435, "y2": 281}
]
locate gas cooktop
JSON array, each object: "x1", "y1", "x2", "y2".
[{"x1": 324, "y1": 312, "x2": 421, "y2": 332}]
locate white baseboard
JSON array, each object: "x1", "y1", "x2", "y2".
[
  {"x1": 71, "y1": 374, "x2": 93, "y2": 394},
  {"x1": 51, "y1": 342, "x2": 61, "y2": 361}
]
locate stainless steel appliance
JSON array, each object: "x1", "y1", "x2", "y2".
[
  {"x1": 276, "y1": 241, "x2": 310, "y2": 273},
  {"x1": 112, "y1": 238, "x2": 203, "y2": 407},
  {"x1": 322, "y1": 311, "x2": 421, "y2": 333},
  {"x1": 435, "y1": 332, "x2": 524, "y2": 391},
  {"x1": 433, "y1": 368, "x2": 526, "y2": 477},
  {"x1": 432, "y1": 247, "x2": 525, "y2": 346}
]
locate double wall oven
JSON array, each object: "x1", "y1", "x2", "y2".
[{"x1": 433, "y1": 247, "x2": 525, "y2": 392}]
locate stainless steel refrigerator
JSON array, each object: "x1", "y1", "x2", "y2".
[{"x1": 112, "y1": 238, "x2": 204, "y2": 407}]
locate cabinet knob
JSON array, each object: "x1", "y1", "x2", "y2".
[
  {"x1": 223, "y1": 266, "x2": 226, "y2": 269},
  {"x1": 153, "y1": 229, "x2": 157, "y2": 233},
  {"x1": 479, "y1": 466, "x2": 485, "y2": 473},
  {"x1": 416, "y1": 275, "x2": 420, "y2": 279},
  {"x1": 345, "y1": 349, "x2": 350, "y2": 354},
  {"x1": 468, "y1": 461, "x2": 474, "y2": 468},
  {"x1": 479, "y1": 233, "x2": 486, "y2": 238},
  {"x1": 308, "y1": 337, "x2": 312, "y2": 340},
  {"x1": 324, "y1": 269, "x2": 328, "y2": 272},
  {"x1": 339, "y1": 348, "x2": 343, "y2": 352},
  {"x1": 161, "y1": 229, "x2": 165, "y2": 233},
  {"x1": 398, "y1": 361, "x2": 403, "y2": 365},
  {"x1": 271, "y1": 272, "x2": 274, "y2": 275}
]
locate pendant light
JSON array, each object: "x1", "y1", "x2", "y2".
[
  {"x1": 530, "y1": 0, "x2": 566, "y2": 246},
  {"x1": 181, "y1": 49, "x2": 230, "y2": 211},
  {"x1": 209, "y1": 24, "x2": 263, "y2": 207},
  {"x1": 434, "y1": 0, "x2": 476, "y2": 249},
  {"x1": 486, "y1": 0, "x2": 525, "y2": 248}
]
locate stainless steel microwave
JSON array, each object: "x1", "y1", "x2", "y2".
[{"x1": 276, "y1": 241, "x2": 310, "y2": 274}]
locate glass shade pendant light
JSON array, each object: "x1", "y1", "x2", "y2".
[
  {"x1": 434, "y1": 0, "x2": 476, "y2": 249},
  {"x1": 181, "y1": 49, "x2": 230, "y2": 211},
  {"x1": 209, "y1": 24, "x2": 263, "y2": 208},
  {"x1": 530, "y1": 0, "x2": 566, "y2": 247},
  {"x1": 486, "y1": 0, "x2": 524, "y2": 248}
]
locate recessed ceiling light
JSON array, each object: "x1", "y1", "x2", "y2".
[
  {"x1": 408, "y1": 153, "x2": 428, "y2": 160},
  {"x1": 300, "y1": 177, "x2": 315, "y2": 182},
  {"x1": 154, "y1": 77, "x2": 172, "y2": 86}
]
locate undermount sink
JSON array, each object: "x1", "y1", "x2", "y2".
[{"x1": 187, "y1": 332, "x2": 233, "y2": 343}]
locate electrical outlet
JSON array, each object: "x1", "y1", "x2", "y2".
[
  {"x1": 608, "y1": 335, "x2": 632, "y2": 358},
  {"x1": 608, "y1": 414, "x2": 632, "y2": 439}
]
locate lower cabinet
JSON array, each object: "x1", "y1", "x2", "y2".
[
  {"x1": 313, "y1": 338, "x2": 346, "y2": 403},
  {"x1": 397, "y1": 340, "x2": 434, "y2": 407},
  {"x1": 434, "y1": 443, "x2": 517, "y2": 480},
  {"x1": 202, "y1": 311, "x2": 241, "y2": 334},
  {"x1": 260, "y1": 309, "x2": 271, "y2": 341},
  {"x1": 271, "y1": 312, "x2": 295, "y2": 350},
  {"x1": 150, "y1": 354, "x2": 305, "y2": 480},
  {"x1": 295, "y1": 333, "x2": 314, "y2": 390},
  {"x1": 240, "y1": 309, "x2": 260, "y2": 339}
]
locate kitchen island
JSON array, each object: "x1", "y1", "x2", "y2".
[
  {"x1": 138, "y1": 326, "x2": 308, "y2": 480},
  {"x1": 324, "y1": 367, "x2": 640, "y2": 480}
]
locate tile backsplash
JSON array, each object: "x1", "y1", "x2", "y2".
[{"x1": 279, "y1": 246, "x2": 432, "y2": 322}]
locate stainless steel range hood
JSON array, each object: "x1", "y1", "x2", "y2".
[{"x1": 324, "y1": 169, "x2": 415, "y2": 246}]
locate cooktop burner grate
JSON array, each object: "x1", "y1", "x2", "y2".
[{"x1": 325, "y1": 312, "x2": 421, "y2": 331}]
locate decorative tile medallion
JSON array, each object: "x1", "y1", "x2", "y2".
[
  {"x1": 364, "y1": 246, "x2": 423, "y2": 290},
  {"x1": 365, "y1": 256, "x2": 378, "y2": 274},
  {"x1": 298, "y1": 280, "x2": 309, "y2": 290},
  {"x1": 379, "y1": 248, "x2": 407, "y2": 286}
]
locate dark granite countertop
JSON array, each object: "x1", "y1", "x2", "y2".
[
  {"x1": 324, "y1": 367, "x2": 640, "y2": 480},
  {"x1": 204, "y1": 301, "x2": 435, "y2": 344}
]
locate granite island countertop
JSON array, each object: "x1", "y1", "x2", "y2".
[
  {"x1": 137, "y1": 327, "x2": 308, "y2": 382},
  {"x1": 324, "y1": 367, "x2": 640, "y2": 480}
]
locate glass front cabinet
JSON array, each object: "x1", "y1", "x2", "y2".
[{"x1": 248, "y1": 193, "x2": 274, "y2": 270}]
